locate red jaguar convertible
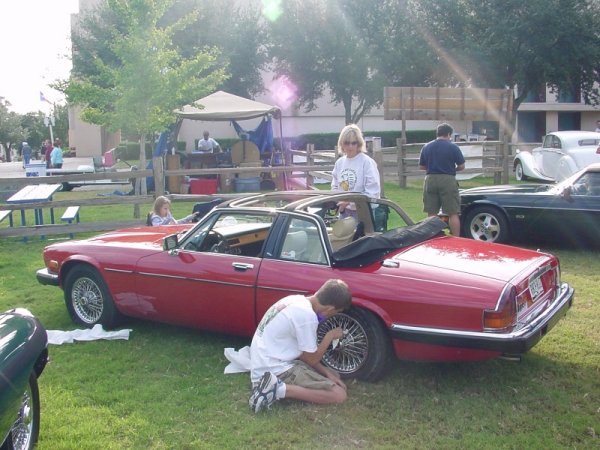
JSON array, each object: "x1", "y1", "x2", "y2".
[{"x1": 37, "y1": 191, "x2": 574, "y2": 380}]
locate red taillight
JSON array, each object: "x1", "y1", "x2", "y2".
[{"x1": 483, "y1": 286, "x2": 517, "y2": 331}]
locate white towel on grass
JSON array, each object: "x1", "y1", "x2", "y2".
[
  {"x1": 223, "y1": 346, "x2": 251, "y2": 373},
  {"x1": 47, "y1": 324, "x2": 132, "y2": 345}
]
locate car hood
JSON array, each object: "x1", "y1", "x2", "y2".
[
  {"x1": 84, "y1": 225, "x2": 192, "y2": 248},
  {"x1": 390, "y1": 236, "x2": 549, "y2": 282},
  {"x1": 460, "y1": 184, "x2": 553, "y2": 196}
]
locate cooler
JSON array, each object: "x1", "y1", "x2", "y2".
[
  {"x1": 234, "y1": 177, "x2": 261, "y2": 193},
  {"x1": 190, "y1": 178, "x2": 218, "y2": 194}
]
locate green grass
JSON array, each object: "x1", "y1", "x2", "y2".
[{"x1": 1, "y1": 178, "x2": 598, "y2": 449}]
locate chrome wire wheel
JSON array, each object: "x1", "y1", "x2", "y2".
[
  {"x1": 317, "y1": 312, "x2": 369, "y2": 376},
  {"x1": 9, "y1": 374, "x2": 40, "y2": 450},
  {"x1": 71, "y1": 276, "x2": 104, "y2": 324}
]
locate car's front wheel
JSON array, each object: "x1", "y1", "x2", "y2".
[
  {"x1": 64, "y1": 265, "x2": 121, "y2": 328},
  {"x1": 463, "y1": 206, "x2": 510, "y2": 243},
  {"x1": 318, "y1": 307, "x2": 393, "y2": 381},
  {"x1": 514, "y1": 161, "x2": 528, "y2": 181},
  {"x1": 1, "y1": 372, "x2": 40, "y2": 450}
]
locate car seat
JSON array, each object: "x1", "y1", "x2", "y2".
[
  {"x1": 329, "y1": 216, "x2": 358, "y2": 251},
  {"x1": 281, "y1": 230, "x2": 308, "y2": 260},
  {"x1": 192, "y1": 198, "x2": 224, "y2": 222}
]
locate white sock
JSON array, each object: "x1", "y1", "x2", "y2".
[{"x1": 276, "y1": 381, "x2": 286, "y2": 399}]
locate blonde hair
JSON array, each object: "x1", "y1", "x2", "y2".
[
  {"x1": 152, "y1": 196, "x2": 171, "y2": 216},
  {"x1": 336, "y1": 124, "x2": 365, "y2": 156}
]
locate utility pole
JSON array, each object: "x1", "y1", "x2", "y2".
[{"x1": 44, "y1": 111, "x2": 55, "y2": 142}]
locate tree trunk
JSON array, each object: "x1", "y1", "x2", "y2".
[
  {"x1": 133, "y1": 134, "x2": 148, "y2": 219},
  {"x1": 343, "y1": 96, "x2": 352, "y2": 125},
  {"x1": 140, "y1": 134, "x2": 147, "y2": 196}
]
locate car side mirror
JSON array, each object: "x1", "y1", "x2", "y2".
[
  {"x1": 562, "y1": 186, "x2": 573, "y2": 201},
  {"x1": 164, "y1": 234, "x2": 179, "y2": 250}
]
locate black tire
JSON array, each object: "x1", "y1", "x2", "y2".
[
  {"x1": 1, "y1": 372, "x2": 40, "y2": 450},
  {"x1": 463, "y1": 206, "x2": 510, "y2": 243},
  {"x1": 317, "y1": 307, "x2": 393, "y2": 381},
  {"x1": 514, "y1": 161, "x2": 528, "y2": 181},
  {"x1": 64, "y1": 265, "x2": 121, "y2": 328},
  {"x1": 56, "y1": 182, "x2": 74, "y2": 192}
]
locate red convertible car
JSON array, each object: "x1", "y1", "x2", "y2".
[{"x1": 37, "y1": 191, "x2": 574, "y2": 381}]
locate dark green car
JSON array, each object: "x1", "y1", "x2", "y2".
[{"x1": 0, "y1": 308, "x2": 48, "y2": 450}]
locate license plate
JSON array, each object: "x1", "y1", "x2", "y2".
[{"x1": 529, "y1": 275, "x2": 544, "y2": 300}]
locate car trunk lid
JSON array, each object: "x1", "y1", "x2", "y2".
[{"x1": 390, "y1": 236, "x2": 551, "y2": 282}]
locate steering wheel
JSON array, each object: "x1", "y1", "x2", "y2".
[
  {"x1": 200, "y1": 230, "x2": 231, "y2": 253},
  {"x1": 183, "y1": 230, "x2": 207, "y2": 251}
]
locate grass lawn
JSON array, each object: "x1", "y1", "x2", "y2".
[{"x1": 0, "y1": 178, "x2": 598, "y2": 449}]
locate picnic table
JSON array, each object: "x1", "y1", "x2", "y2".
[{"x1": 6, "y1": 184, "x2": 62, "y2": 226}]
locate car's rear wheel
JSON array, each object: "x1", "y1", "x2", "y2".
[
  {"x1": 318, "y1": 307, "x2": 393, "y2": 381},
  {"x1": 64, "y1": 265, "x2": 121, "y2": 328},
  {"x1": 514, "y1": 161, "x2": 528, "y2": 181},
  {"x1": 463, "y1": 206, "x2": 510, "y2": 243},
  {"x1": 2, "y1": 372, "x2": 40, "y2": 450}
]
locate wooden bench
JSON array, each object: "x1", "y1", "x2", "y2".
[
  {"x1": 0, "y1": 210, "x2": 14, "y2": 227},
  {"x1": 61, "y1": 206, "x2": 81, "y2": 239}
]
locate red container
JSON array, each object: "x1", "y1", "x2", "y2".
[{"x1": 190, "y1": 178, "x2": 218, "y2": 194}]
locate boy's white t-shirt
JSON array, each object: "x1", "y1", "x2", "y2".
[{"x1": 250, "y1": 295, "x2": 318, "y2": 383}]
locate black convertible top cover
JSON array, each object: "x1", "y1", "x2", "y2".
[{"x1": 331, "y1": 216, "x2": 448, "y2": 268}]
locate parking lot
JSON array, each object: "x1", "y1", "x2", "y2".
[{"x1": 0, "y1": 156, "x2": 95, "y2": 179}]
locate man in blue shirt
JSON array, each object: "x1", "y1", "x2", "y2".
[{"x1": 419, "y1": 123, "x2": 465, "y2": 236}]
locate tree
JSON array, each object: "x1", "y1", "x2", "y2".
[
  {"x1": 269, "y1": 0, "x2": 388, "y2": 125},
  {"x1": 20, "y1": 112, "x2": 47, "y2": 150},
  {"x1": 63, "y1": 0, "x2": 227, "y2": 196},
  {"x1": 52, "y1": 103, "x2": 69, "y2": 148},
  {"x1": 409, "y1": 0, "x2": 600, "y2": 119},
  {"x1": 70, "y1": 0, "x2": 268, "y2": 101},
  {"x1": 338, "y1": 0, "x2": 441, "y2": 88},
  {"x1": 0, "y1": 97, "x2": 25, "y2": 161},
  {"x1": 169, "y1": 0, "x2": 269, "y2": 98}
]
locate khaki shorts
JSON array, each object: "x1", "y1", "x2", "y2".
[
  {"x1": 423, "y1": 174, "x2": 460, "y2": 215},
  {"x1": 277, "y1": 360, "x2": 336, "y2": 390}
]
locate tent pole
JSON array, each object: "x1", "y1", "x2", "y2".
[{"x1": 278, "y1": 113, "x2": 288, "y2": 190}]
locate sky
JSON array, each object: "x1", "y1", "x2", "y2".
[{"x1": 0, "y1": 0, "x2": 79, "y2": 114}]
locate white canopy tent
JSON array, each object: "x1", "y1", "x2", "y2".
[
  {"x1": 173, "y1": 90, "x2": 284, "y2": 162},
  {"x1": 174, "y1": 90, "x2": 281, "y2": 121},
  {"x1": 172, "y1": 91, "x2": 288, "y2": 189}
]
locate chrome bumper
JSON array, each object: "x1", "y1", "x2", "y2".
[
  {"x1": 36, "y1": 268, "x2": 60, "y2": 286},
  {"x1": 390, "y1": 283, "x2": 574, "y2": 354}
]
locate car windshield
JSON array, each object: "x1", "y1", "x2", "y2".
[{"x1": 553, "y1": 167, "x2": 600, "y2": 195}]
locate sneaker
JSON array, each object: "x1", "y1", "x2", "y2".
[{"x1": 249, "y1": 371, "x2": 279, "y2": 413}]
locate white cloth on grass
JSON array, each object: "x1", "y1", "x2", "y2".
[
  {"x1": 224, "y1": 346, "x2": 251, "y2": 373},
  {"x1": 47, "y1": 324, "x2": 132, "y2": 345}
]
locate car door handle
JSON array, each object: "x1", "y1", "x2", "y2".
[{"x1": 232, "y1": 262, "x2": 254, "y2": 271}]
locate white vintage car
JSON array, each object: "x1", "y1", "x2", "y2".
[{"x1": 513, "y1": 131, "x2": 600, "y2": 182}]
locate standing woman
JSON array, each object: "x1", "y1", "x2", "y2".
[
  {"x1": 331, "y1": 124, "x2": 381, "y2": 218},
  {"x1": 50, "y1": 139, "x2": 63, "y2": 169}
]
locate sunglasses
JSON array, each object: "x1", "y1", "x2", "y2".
[{"x1": 343, "y1": 141, "x2": 359, "y2": 146}]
